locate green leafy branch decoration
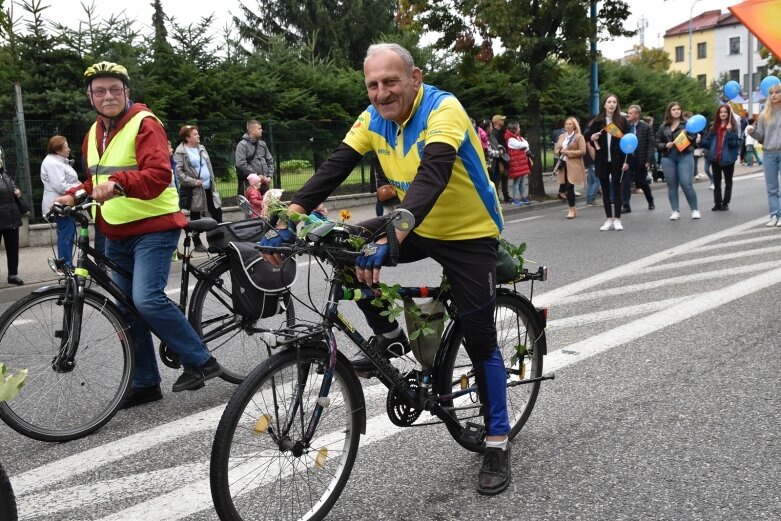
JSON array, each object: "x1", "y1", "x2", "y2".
[{"x1": 0, "y1": 363, "x2": 27, "y2": 402}]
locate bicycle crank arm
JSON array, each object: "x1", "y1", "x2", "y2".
[{"x1": 505, "y1": 374, "x2": 556, "y2": 388}]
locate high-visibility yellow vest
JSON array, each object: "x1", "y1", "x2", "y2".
[{"x1": 87, "y1": 110, "x2": 179, "y2": 224}]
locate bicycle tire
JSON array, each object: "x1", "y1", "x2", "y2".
[
  {"x1": 0, "y1": 460, "x2": 17, "y2": 521},
  {"x1": 437, "y1": 292, "x2": 544, "y2": 452},
  {"x1": 189, "y1": 257, "x2": 296, "y2": 384},
  {"x1": 0, "y1": 287, "x2": 134, "y2": 442},
  {"x1": 211, "y1": 346, "x2": 364, "y2": 521}
]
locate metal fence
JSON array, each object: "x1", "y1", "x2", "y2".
[
  {"x1": 0, "y1": 118, "x2": 376, "y2": 223},
  {"x1": 0, "y1": 115, "x2": 565, "y2": 224}
]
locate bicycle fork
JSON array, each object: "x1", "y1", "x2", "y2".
[{"x1": 52, "y1": 277, "x2": 86, "y2": 373}]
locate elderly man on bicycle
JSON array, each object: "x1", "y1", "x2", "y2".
[
  {"x1": 54, "y1": 61, "x2": 222, "y2": 407},
  {"x1": 263, "y1": 43, "x2": 510, "y2": 495}
]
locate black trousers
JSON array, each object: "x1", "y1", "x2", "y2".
[
  {"x1": 356, "y1": 234, "x2": 498, "y2": 362},
  {"x1": 561, "y1": 164, "x2": 576, "y2": 207},
  {"x1": 711, "y1": 163, "x2": 735, "y2": 206},
  {"x1": 600, "y1": 173, "x2": 623, "y2": 218},
  {"x1": 0, "y1": 227, "x2": 20, "y2": 275},
  {"x1": 621, "y1": 166, "x2": 654, "y2": 206}
]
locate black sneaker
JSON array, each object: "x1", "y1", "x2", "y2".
[
  {"x1": 648, "y1": 202, "x2": 655, "y2": 210},
  {"x1": 120, "y1": 385, "x2": 163, "y2": 409},
  {"x1": 621, "y1": 204, "x2": 631, "y2": 214},
  {"x1": 711, "y1": 204, "x2": 722, "y2": 211},
  {"x1": 172, "y1": 357, "x2": 222, "y2": 392},
  {"x1": 350, "y1": 332, "x2": 411, "y2": 372},
  {"x1": 477, "y1": 443, "x2": 512, "y2": 495},
  {"x1": 721, "y1": 203, "x2": 729, "y2": 211},
  {"x1": 7, "y1": 276, "x2": 23, "y2": 286}
]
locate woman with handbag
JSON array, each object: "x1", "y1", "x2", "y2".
[
  {"x1": 554, "y1": 117, "x2": 587, "y2": 219},
  {"x1": 0, "y1": 162, "x2": 24, "y2": 285},
  {"x1": 173, "y1": 125, "x2": 223, "y2": 252},
  {"x1": 656, "y1": 101, "x2": 700, "y2": 221},
  {"x1": 504, "y1": 121, "x2": 532, "y2": 206},
  {"x1": 41, "y1": 135, "x2": 81, "y2": 268}
]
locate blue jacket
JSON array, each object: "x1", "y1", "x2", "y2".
[{"x1": 701, "y1": 127, "x2": 739, "y2": 166}]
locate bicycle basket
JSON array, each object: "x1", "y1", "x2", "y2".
[
  {"x1": 227, "y1": 242, "x2": 297, "y2": 320},
  {"x1": 206, "y1": 219, "x2": 270, "y2": 252}
]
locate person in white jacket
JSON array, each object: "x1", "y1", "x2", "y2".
[{"x1": 41, "y1": 135, "x2": 81, "y2": 268}]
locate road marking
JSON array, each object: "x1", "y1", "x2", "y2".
[
  {"x1": 546, "y1": 296, "x2": 687, "y2": 329},
  {"x1": 694, "y1": 234, "x2": 779, "y2": 253},
  {"x1": 536, "y1": 216, "x2": 768, "y2": 307},
  {"x1": 637, "y1": 245, "x2": 781, "y2": 274},
  {"x1": 505, "y1": 215, "x2": 543, "y2": 224}
]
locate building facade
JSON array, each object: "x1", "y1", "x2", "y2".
[{"x1": 663, "y1": 9, "x2": 768, "y2": 91}]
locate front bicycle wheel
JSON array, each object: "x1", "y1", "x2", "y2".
[
  {"x1": 211, "y1": 346, "x2": 363, "y2": 521},
  {"x1": 437, "y1": 292, "x2": 544, "y2": 452},
  {"x1": 0, "y1": 287, "x2": 134, "y2": 442},
  {"x1": 190, "y1": 257, "x2": 295, "y2": 384}
]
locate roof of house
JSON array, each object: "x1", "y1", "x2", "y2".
[{"x1": 665, "y1": 10, "x2": 724, "y2": 37}]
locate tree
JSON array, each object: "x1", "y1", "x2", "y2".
[
  {"x1": 233, "y1": 0, "x2": 398, "y2": 68},
  {"x1": 623, "y1": 45, "x2": 671, "y2": 72},
  {"x1": 410, "y1": 0, "x2": 635, "y2": 199}
]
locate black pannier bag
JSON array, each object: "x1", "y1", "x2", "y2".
[
  {"x1": 206, "y1": 219, "x2": 271, "y2": 253},
  {"x1": 227, "y1": 242, "x2": 297, "y2": 320}
]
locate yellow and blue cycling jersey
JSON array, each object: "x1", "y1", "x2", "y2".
[{"x1": 344, "y1": 84, "x2": 503, "y2": 241}]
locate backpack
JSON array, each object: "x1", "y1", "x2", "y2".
[{"x1": 227, "y1": 242, "x2": 296, "y2": 320}]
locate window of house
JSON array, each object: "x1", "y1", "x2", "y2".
[
  {"x1": 729, "y1": 69, "x2": 740, "y2": 82},
  {"x1": 697, "y1": 42, "x2": 706, "y2": 59},
  {"x1": 697, "y1": 74, "x2": 707, "y2": 87},
  {"x1": 675, "y1": 46, "x2": 684, "y2": 62},
  {"x1": 729, "y1": 37, "x2": 740, "y2": 55}
]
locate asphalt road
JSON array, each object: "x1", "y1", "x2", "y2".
[{"x1": 1, "y1": 171, "x2": 780, "y2": 520}]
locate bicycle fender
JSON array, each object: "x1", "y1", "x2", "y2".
[{"x1": 496, "y1": 288, "x2": 548, "y2": 356}]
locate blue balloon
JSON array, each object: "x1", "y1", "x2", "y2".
[
  {"x1": 760, "y1": 75, "x2": 780, "y2": 97},
  {"x1": 724, "y1": 80, "x2": 741, "y2": 100},
  {"x1": 619, "y1": 133, "x2": 638, "y2": 154},
  {"x1": 685, "y1": 114, "x2": 706, "y2": 134}
]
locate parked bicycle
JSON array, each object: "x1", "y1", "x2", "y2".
[
  {"x1": 0, "y1": 192, "x2": 293, "y2": 442},
  {"x1": 210, "y1": 212, "x2": 553, "y2": 521}
]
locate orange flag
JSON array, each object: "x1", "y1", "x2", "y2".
[
  {"x1": 604, "y1": 122, "x2": 624, "y2": 139},
  {"x1": 674, "y1": 132, "x2": 691, "y2": 152},
  {"x1": 730, "y1": 0, "x2": 781, "y2": 60}
]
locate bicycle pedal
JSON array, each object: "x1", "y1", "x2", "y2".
[{"x1": 459, "y1": 421, "x2": 485, "y2": 445}]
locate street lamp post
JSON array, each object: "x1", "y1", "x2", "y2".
[{"x1": 688, "y1": 0, "x2": 703, "y2": 77}]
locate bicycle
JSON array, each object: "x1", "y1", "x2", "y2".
[
  {"x1": 210, "y1": 213, "x2": 553, "y2": 521},
  {"x1": 0, "y1": 193, "x2": 293, "y2": 442}
]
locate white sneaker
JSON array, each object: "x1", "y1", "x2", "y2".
[
  {"x1": 767, "y1": 215, "x2": 780, "y2": 227},
  {"x1": 709, "y1": 183, "x2": 714, "y2": 190},
  {"x1": 599, "y1": 219, "x2": 614, "y2": 231},
  {"x1": 669, "y1": 211, "x2": 680, "y2": 220},
  {"x1": 613, "y1": 219, "x2": 624, "y2": 231},
  {"x1": 692, "y1": 210, "x2": 701, "y2": 219}
]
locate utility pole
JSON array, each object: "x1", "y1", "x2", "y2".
[
  {"x1": 590, "y1": 1, "x2": 599, "y2": 117},
  {"x1": 13, "y1": 82, "x2": 33, "y2": 217},
  {"x1": 747, "y1": 31, "x2": 754, "y2": 118}
]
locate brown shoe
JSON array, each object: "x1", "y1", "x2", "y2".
[{"x1": 566, "y1": 207, "x2": 576, "y2": 219}]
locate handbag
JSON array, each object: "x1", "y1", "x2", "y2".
[
  {"x1": 15, "y1": 196, "x2": 30, "y2": 215},
  {"x1": 179, "y1": 186, "x2": 193, "y2": 210}
]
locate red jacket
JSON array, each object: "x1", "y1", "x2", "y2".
[
  {"x1": 504, "y1": 130, "x2": 531, "y2": 179},
  {"x1": 245, "y1": 186, "x2": 264, "y2": 216},
  {"x1": 73, "y1": 103, "x2": 187, "y2": 240}
]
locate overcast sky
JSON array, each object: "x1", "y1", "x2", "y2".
[{"x1": 27, "y1": 0, "x2": 744, "y2": 61}]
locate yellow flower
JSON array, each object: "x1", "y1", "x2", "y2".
[{"x1": 339, "y1": 210, "x2": 351, "y2": 222}]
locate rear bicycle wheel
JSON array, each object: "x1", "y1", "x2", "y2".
[
  {"x1": 211, "y1": 346, "x2": 363, "y2": 521},
  {"x1": 0, "y1": 287, "x2": 134, "y2": 442},
  {"x1": 190, "y1": 257, "x2": 295, "y2": 384},
  {"x1": 437, "y1": 292, "x2": 544, "y2": 452}
]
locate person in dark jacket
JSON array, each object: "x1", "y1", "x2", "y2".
[
  {"x1": 235, "y1": 120, "x2": 274, "y2": 196},
  {"x1": 701, "y1": 104, "x2": 740, "y2": 211},
  {"x1": 585, "y1": 93, "x2": 629, "y2": 231},
  {"x1": 0, "y1": 161, "x2": 24, "y2": 285},
  {"x1": 621, "y1": 104, "x2": 656, "y2": 212}
]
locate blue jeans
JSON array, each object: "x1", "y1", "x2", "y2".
[
  {"x1": 703, "y1": 156, "x2": 713, "y2": 182},
  {"x1": 662, "y1": 153, "x2": 698, "y2": 212},
  {"x1": 511, "y1": 176, "x2": 526, "y2": 200},
  {"x1": 105, "y1": 229, "x2": 211, "y2": 388},
  {"x1": 763, "y1": 150, "x2": 781, "y2": 217},
  {"x1": 56, "y1": 216, "x2": 76, "y2": 268},
  {"x1": 586, "y1": 163, "x2": 599, "y2": 202}
]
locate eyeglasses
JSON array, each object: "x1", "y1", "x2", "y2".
[{"x1": 90, "y1": 86, "x2": 125, "y2": 98}]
